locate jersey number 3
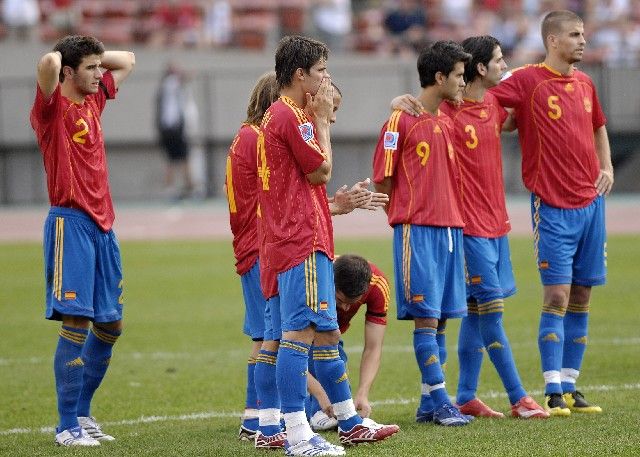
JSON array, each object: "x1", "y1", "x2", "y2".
[{"x1": 464, "y1": 124, "x2": 479, "y2": 149}]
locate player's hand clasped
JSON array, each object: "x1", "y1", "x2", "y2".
[{"x1": 329, "y1": 178, "x2": 389, "y2": 214}]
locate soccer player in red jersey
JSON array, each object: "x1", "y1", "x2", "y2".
[
  {"x1": 373, "y1": 40, "x2": 472, "y2": 426},
  {"x1": 225, "y1": 73, "x2": 388, "y2": 449},
  {"x1": 438, "y1": 36, "x2": 548, "y2": 419},
  {"x1": 225, "y1": 71, "x2": 281, "y2": 445},
  {"x1": 308, "y1": 255, "x2": 390, "y2": 430},
  {"x1": 490, "y1": 10, "x2": 613, "y2": 415},
  {"x1": 30, "y1": 35, "x2": 134, "y2": 446},
  {"x1": 258, "y1": 35, "x2": 397, "y2": 454}
]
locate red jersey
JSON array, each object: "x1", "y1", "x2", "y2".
[
  {"x1": 440, "y1": 94, "x2": 511, "y2": 238},
  {"x1": 258, "y1": 96, "x2": 334, "y2": 275},
  {"x1": 490, "y1": 64, "x2": 606, "y2": 209},
  {"x1": 30, "y1": 71, "x2": 117, "y2": 231},
  {"x1": 258, "y1": 213, "x2": 279, "y2": 300},
  {"x1": 337, "y1": 263, "x2": 389, "y2": 334},
  {"x1": 226, "y1": 123, "x2": 260, "y2": 275},
  {"x1": 372, "y1": 109, "x2": 464, "y2": 228}
]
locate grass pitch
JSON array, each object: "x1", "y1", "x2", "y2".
[{"x1": 1, "y1": 235, "x2": 639, "y2": 456}]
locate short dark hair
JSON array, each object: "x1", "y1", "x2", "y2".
[
  {"x1": 417, "y1": 40, "x2": 471, "y2": 88},
  {"x1": 334, "y1": 254, "x2": 372, "y2": 299},
  {"x1": 53, "y1": 35, "x2": 104, "y2": 82},
  {"x1": 274, "y1": 35, "x2": 329, "y2": 89},
  {"x1": 460, "y1": 35, "x2": 501, "y2": 84},
  {"x1": 541, "y1": 10, "x2": 583, "y2": 50},
  {"x1": 245, "y1": 71, "x2": 279, "y2": 125}
]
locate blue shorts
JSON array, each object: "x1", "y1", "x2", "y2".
[
  {"x1": 393, "y1": 224, "x2": 467, "y2": 320},
  {"x1": 278, "y1": 251, "x2": 339, "y2": 332},
  {"x1": 531, "y1": 194, "x2": 607, "y2": 286},
  {"x1": 263, "y1": 295, "x2": 282, "y2": 341},
  {"x1": 464, "y1": 235, "x2": 516, "y2": 303},
  {"x1": 240, "y1": 260, "x2": 266, "y2": 340},
  {"x1": 43, "y1": 207, "x2": 123, "y2": 323}
]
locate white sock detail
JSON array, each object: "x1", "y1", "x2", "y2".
[
  {"x1": 561, "y1": 368, "x2": 579, "y2": 384},
  {"x1": 243, "y1": 408, "x2": 259, "y2": 420},
  {"x1": 428, "y1": 382, "x2": 446, "y2": 393},
  {"x1": 258, "y1": 408, "x2": 281, "y2": 426},
  {"x1": 421, "y1": 383, "x2": 430, "y2": 395},
  {"x1": 332, "y1": 399, "x2": 358, "y2": 421},
  {"x1": 543, "y1": 370, "x2": 561, "y2": 385},
  {"x1": 283, "y1": 411, "x2": 313, "y2": 445}
]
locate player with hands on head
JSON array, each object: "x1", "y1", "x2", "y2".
[{"x1": 30, "y1": 35, "x2": 135, "y2": 447}]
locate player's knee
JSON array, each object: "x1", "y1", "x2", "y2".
[
  {"x1": 314, "y1": 329, "x2": 341, "y2": 346},
  {"x1": 569, "y1": 285, "x2": 591, "y2": 305},
  {"x1": 94, "y1": 320, "x2": 123, "y2": 335},
  {"x1": 61, "y1": 315, "x2": 91, "y2": 329},
  {"x1": 544, "y1": 287, "x2": 569, "y2": 310}
]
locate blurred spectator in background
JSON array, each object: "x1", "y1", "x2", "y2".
[
  {"x1": 311, "y1": 0, "x2": 353, "y2": 53},
  {"x1": 49, "y1": 0, "x2": 80, "y2": 38},
  {"x1": 1, "y1": 0, "x2": 638, "y2": 68},
  {"x1": 2, "y1": 0, "x2": 39, "y2": 41},
  {"x1": 149, "y1": 0, "x2": 200, "y2": 47},
  {"x1": 155, "y1": 62, "x2": 196, "y2": 200},
  {"x1": 383, "y1": 0, "x2": 428, "y2": 56},
  {"x1": 202, "y1": 0, "x2": 232, "y2": 48}
]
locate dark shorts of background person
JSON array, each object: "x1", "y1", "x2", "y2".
[{"x1": 159, "y1": 125, "x2": 188, "y2": 162}]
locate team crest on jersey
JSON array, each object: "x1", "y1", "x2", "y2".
[
  {"x1": 480, "y1": 110, "x2": 488, "y2": 118},
  {"x1": 565, "y1": 83, "x2": 574, "y2": 92},
  {"x1": 384, "y1": 131, "x2": 399, "y2": 150},
  {"x1": 298, "y1": 122, "x2": 314, "y2": 141},
  {"x1": 583, "y1": 97, "x2": 592, "y2": 113},
  {"x1": 433, "y1": 124, "x2": 442, "y2": 134}
]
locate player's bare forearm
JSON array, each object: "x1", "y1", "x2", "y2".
[
  {"x1": 37, "y1": 51, "x2": 62, "y2": 97},
  {"x1": 307, "y1": 371, "x2": 334, "y2": 417},
  {"x1": 356, "y1": 322, "x2": 385, "y2": 416},
  {"x1": 594, "y1": 125, "x2": 614, "y2": 196},
  {"x1": 374, "y1": 178, "x2": 392, "y2": 214},
  {"x1": 101, "y1": 51, "x2": 135, "y2": 88}
]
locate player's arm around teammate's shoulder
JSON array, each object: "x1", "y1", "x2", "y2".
[
  {"x1": 37, "y1": 51, "x2": 63, "y2": 97},
  {"x1": 100, "y1": 50, "x2": 135, "y2": 89}
]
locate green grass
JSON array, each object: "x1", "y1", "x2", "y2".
[{"x1": 1, "y1": 236, "x2": 639, "y2": 456}]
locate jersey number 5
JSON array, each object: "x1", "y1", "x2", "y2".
[{"x1": 547, "y1": 95, "x2": 562, "y2": 120}]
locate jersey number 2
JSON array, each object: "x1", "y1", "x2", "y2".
[{"x1": 72, "y1": 118, "x2": 89, "y2": 144}]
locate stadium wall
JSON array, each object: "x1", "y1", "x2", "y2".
[{"x1": 0, "y1": 43, "x2": 638, "y2": 203}]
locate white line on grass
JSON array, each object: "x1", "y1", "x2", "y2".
[
  {"x1": 2, "y1": 383, "x2": 639, "y2": 436},
  {"x1": 2, "y1": 337, "x2": 639, "y2": 366}
]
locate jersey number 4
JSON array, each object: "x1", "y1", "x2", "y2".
[{"x1": 257, "y1": 131, "x2": 270, "y2": 190}]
